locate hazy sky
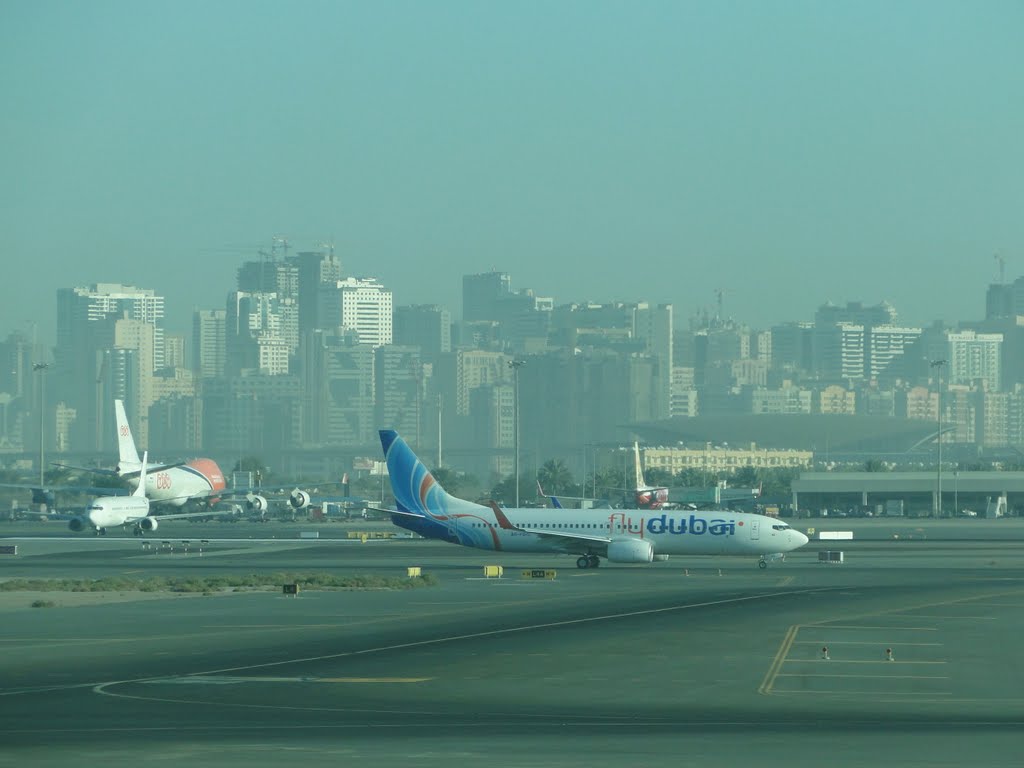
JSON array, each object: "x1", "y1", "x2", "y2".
[{"x1": 2, "y1": 1, "x2": 1022, "y2": 342}]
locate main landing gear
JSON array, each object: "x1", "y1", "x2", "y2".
[
  {"x1": 576, "y1": 554, "x2": 601, "y2": 569},
  {"x1": 93, "y1": 528, "x2": 107, "y2": 536},
  {"x1": 758, "y1": 558, "x2": 768, "y2": 569}
]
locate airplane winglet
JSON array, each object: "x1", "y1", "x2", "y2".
[
  {"x1": 486, "y1": 500, "x2": 521, "y2": 531},
  {"x1": 133, "y1": 452, "x2": 148, "y2": 498}
]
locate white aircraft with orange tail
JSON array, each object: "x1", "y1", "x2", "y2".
[
  {"x1": 66, "y1": 452, "x2": 241, "y2": 536},
  {"x1": 56, "y1": 400, "x2": 228, "y2": 508},
  {"x1": 58, "y1": 400, "x2": 336, "y2": 517}
]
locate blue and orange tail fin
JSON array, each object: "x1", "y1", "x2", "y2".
[{"x1": 379, "y1": 430, "x2": 460, "y2": 520}]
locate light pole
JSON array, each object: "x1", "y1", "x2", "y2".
[
  {"x1": 954, "y1": 469, "x2": 959, "y2": 518},
  {"x1": 436, "y1": 394, "x2": 443, "y2": 468},
  {"x1": 931, "y1": 359, "x2": 947, "y2": 517},
  {"x1": 508, "y1": 359, "x2": 525, "y2": 508},
  {"x1": 32, "y1": 362, "x2": 48, "y2": 487}
]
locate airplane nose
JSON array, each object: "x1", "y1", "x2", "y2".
[{"x1": 796, "y1": 531, "x2": 809, "y2": 547}]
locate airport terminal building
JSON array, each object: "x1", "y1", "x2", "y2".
[{"x1": 791, "y1": 471, "x2": 1024, "y2": 517}]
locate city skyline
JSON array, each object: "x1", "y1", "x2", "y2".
[
  {"x1": 0, "y1": 243, "x2": 1019, "y2": 352},
  {"x1": 3, "y1": 2, "x2": 1022, "y2": 342}
]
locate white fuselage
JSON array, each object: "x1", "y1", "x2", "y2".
[
  {"x1": 85, "y1": 496, "x2": 151, "y2": 530},
  {"x1": 120, "y1": 459, "x2": 226, "y2": 507},
  {"x1": 395, "y1": 504, "x2": 809, "y2": 558}
]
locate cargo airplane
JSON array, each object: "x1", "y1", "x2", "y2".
[
  {"x1": 60, "y1": 400, "x2": 322, "y2": 516},
  {"x1": 56, "y1": 400, "x2": 228, "y2": 509},
  {"x1": 378, "y1": 430, "x2": 808, "y2": 569},
  {"x1": 67, "y1": 453, "x2": 232, "y2": 535}
]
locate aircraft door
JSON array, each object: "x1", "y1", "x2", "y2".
[{"x1": 750, "y1": 519, "x2": 760, "y2": 541}]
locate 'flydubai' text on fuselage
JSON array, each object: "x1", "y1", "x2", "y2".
[
  {"x1": 647, "y1": 514, "x2": 737, "y2": 536},
  {"x1": 605, "y1": 513, "x2": 739, "y2": 537}
]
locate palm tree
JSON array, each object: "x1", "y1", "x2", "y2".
[{"x1": 537, "y1": 458, "x2": 574, "y2": 496}]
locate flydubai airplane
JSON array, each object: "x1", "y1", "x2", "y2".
[
  {"x1": 67, "y1": 453, "x2": 230, "y2": 535},
  {"x1": 378, "y1": 430, "x2": 808, "y2": 569}
]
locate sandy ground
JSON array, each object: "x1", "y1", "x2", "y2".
[{"x1": 0, "y1": 589, "x2": 209, "y2": 612}]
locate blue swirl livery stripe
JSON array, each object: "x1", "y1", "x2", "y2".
[
  {"x1": 380, "y1": 430, "x2": 449, "y2": 521},
  {"x1": 379, "y1": 429, "x2": 500, "y2": 550}
]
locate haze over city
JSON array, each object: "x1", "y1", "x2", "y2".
[{"x1": 3, "y1": 1, "x2": 1022, "y2": 342}]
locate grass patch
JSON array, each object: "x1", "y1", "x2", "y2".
[
  {"x1": 0, "y1": 572, "x2": 439, "y2": 594},
  {"x1": 30, "y1": 599, "x2": 56, "y2": 608}
]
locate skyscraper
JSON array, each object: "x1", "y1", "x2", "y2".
[
  {"x1": 192, "y1": 309, "x2": 226, "y2": 379},
  {"x1": 55, "y1": 283, "x2": 165, "y2": 450},
  {"x1": 319, "y1": 278, "x2": 393, "y2": 348},
  {"x1": 462, "y1": 271, "x2": 512, "y2": 322},
  {"x1": 393, "y1": 304, "x2": 451, "y2": 363}
]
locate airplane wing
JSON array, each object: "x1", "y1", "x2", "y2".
[
  {"x1": 51, "y1": 461, "x2": 188, "y2": 477},
  {"x1": 147, "y1": 508, "x2": 241, "y2": 522},
  {"x1": 366, "y1": 505, "x2": 418, "y2": 518},
  {"x1": 49, "y1": 464, "x2": 123, "y2": 477},
  {"x1": 0, "y1": 482, "x2": 132, "y2": 499},
  {"x1": 222, "y1": 480, "x2": 346, "y2": 495}
]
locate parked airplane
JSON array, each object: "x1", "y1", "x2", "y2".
[
  {"x1": 67, "y1": 453, "x2": 228, "y2": 535},
  {"x1": 631, "y1": 441, "x2": 671, "y2": 509},
  {"x1": 378, "y1": 430, "x2": 808, "y2": 569},
  {"x1": 60, "y1": 400, "x2": 329, "y2": 515},
  {"x1": 55, "y1": 400, "x2": 228, "y2": 508},
  {"x1": 630, "y1": 442, "x2": 761, "y2": 509}
]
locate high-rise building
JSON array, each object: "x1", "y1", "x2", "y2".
[
  {"x1": 319, "y1": 278, "x2": 393, "y2": 348},
  {"x1": 770, "y1": 321, "x2": 813, "y2": 374},
  {"x1": 225, "y1": 292, "x2": 294, "y2": 375},
  {"x1": 163, "y1": 334, "x2": 186, "y2": 370},
  {"x1": 463, "y1": 271, "x2": 512, "y2": 322},
  {"x1": 300, "y1": 328, "x2": 375, "y2": 447},
  {"x1": 814, "y1": 320, "x2": 921, "y2": 383},
  {"x1": 375, "y1": 345, "x2": 423, "y2": 444},
  {"x1": 867, "y1": 326, "x2": 923, "y2": 379},
  {"x1": 237, "y1": 256, "x2": 299, "y2": 298},
  {"x1": 109, "y1": 317, "x2": 156, "y2": 448},
  {"x1": 201, "y1": 373, "x2": 303, "y2": 458},
  {"x1": 55, "y1": 283, "x2": 165, "y2": 450},
  {"x1": 812, "y1": 301, "x2": 898, "y2": 379},
  {"x1": 947, "y1": 330, "x2": 1002, "y2": 391},
  {"x1": 468, "y1": 383, "x2": 514, "y2": 479},
  {"x1": 393, "y1": 305, "x2": 451, "y2": 363},
  {"x1": 192, "y1": 309, "x2": 226, "y2": 379},
  {"x1": 291, "y1": 249, "x2": 343, "y2": 334},
  {"x1": 0, "y1": 330, "x2": 43, "y2": 452},
  {"x1": 633, "y1": 303, "x2": 673, "y2": 420},
  {"x1": 986, "y1": 283, "x2": 1014, "y2": 320}
]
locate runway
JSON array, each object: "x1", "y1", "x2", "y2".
[{"x1": 2, "y1": 521, "x2": 1024, "y2": 767}]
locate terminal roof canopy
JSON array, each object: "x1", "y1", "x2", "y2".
[{"x1": 633, "y1": 415, "x2": 940, "y2": 453}]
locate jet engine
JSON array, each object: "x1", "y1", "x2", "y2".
[
  {"x1": 138, "y1": 517, "x2": 159, "y2": 532},
  {"x1": 246, "y1": 494, "x2": 269, "y2": 514},
  {"x1": 607, "y1": 538, "x2": 655, "y2": 563},
  {"x1": 68, "y1": 516, "x2": 87, "y2": 533},
  {"x1": 288, "y1": 489, "x2": 311, "y2": 510}
]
